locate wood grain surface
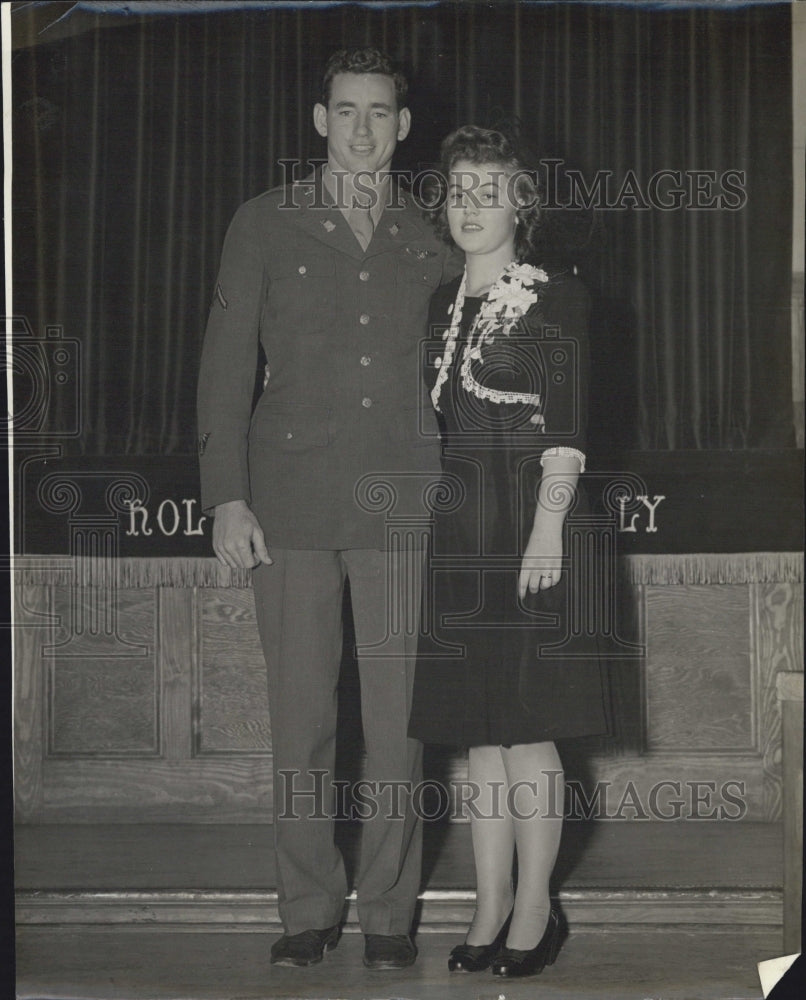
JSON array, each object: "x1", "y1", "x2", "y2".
[
  {"x1": 755, "y1": 582, "x2": 804, "y2": 820},
  {"x1": 777, "y1": 671, "x2": 803, "y2": 952},
  {"x1": 13, "y1": 821, "x2": 783, "y2": 932},
  {"x1": 49, "y1": 588, "x2": 157, "y2": 754},
  {"x1": 159, "y1": 588, "x2": 194, "y2": 760},
  {"x1": 14, "y1": 820, "x2": 781, "y2": 891},
  {"x1": 645, "y1": 585, "x2": 752, "y2": 751},
  {"x1": 12, "y1": 557, "x2": 800, "y2": 823},
  {"x1": 39, "y1": 758, "x2": 273, "y2": 821},
  {"x1": 198, "y1": 589, "x2": 271, "y2": 753},
  {"x1": 14, "y1": 585, "x2": 50, "y2": 821}
]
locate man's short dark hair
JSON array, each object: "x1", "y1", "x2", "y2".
[{"x1": 321, "y1": 47, "x2": 408, "y2": 110}]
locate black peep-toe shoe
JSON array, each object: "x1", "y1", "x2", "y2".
[
  {"x1": 491, "y1": 907, "x2": 564, "y2": 978},
  {"x1": 447, "y1": 910, "x2": 513, "y2": 973}
]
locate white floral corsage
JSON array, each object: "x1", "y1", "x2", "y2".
[{"x1": 431, "y1": 261, "x2": 549, "y2": 411}]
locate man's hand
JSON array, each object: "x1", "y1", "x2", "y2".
[
  {"x1": 212, "y1": 500, "x2": 272, "y2": 569},
  {"x1": 518, "y1": 527, "x2": 563, "y2": 600}
]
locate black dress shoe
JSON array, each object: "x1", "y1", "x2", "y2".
[
  {"x1": 491, "y1": 908, "x2": 564, "y2": 978},
  {"x1": 448, "y1": 910, "x2": 513, "y2": 973},
  {"x1": 363, "y1": 933, "x2": 417, "y2": 969},
  {"x1": 270, "y1": 926, "x2": 340, "y2": 966}
]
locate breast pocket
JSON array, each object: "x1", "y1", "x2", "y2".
[
  {"x1": 267, "y1": 253, "x2": 336, "y2": 330},
  {"x1": 396, "y1": 251, "x2": 442, "y2": 318}
]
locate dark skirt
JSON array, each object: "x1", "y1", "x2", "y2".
[{"x1": 410, "y1": 472, "x2": 611, "y2": 748}]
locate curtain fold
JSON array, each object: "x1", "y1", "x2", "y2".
[{"x1": 11, "y1": 2, "x2": 794, "y2": 454}]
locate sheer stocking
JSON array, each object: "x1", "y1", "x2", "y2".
[
  {"x1": 501, "y1": 741, "x2": 564, "y2": 950},
  {"x1": 464, "y1": 745, "x2": 515, "y2": 945}
]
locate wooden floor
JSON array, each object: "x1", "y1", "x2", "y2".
[
  {"x1": 13, "y1": 819, "x2": 787, "y2": 999},
  {"x1": 15, "y1": 925, "x2": 785, "y2": 1000}
]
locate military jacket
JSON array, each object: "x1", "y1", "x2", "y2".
[{"x1": 197, "y1": 173, "x2": 454, "y2": 549}]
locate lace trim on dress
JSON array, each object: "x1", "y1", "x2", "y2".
[
  {"x1": 431, "y1": 262, "x2": 549, "y2": 413},
  {"x1": 458, "y1": 346, "x2": 542, "y2": 407}
]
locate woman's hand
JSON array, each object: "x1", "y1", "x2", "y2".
[{"x1": 518, "y1": 527, "x2": 563, "y2": 600}]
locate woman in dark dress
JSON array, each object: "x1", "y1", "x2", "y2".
[{"x1": 409, "y1": 126, "x2": 609, "y2": 979}]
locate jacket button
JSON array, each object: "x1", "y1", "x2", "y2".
[
  {"x1": 286, "y1": 431, "x2": 294, "y2": 439},
  {"x1": 359, "y1": 270, "x2": 370, "y2": 281},
  {"x1": 298, "y1": 265, "x2": 307, "y2": 275},
  {"x1": 360, "y1": 355, "x2": 371, "y2": 367},
  {"x1": 362, "y1": 397, "x2": 372, "y2": 408},
  {"x1": 359, "y1": 313, "x2": 370, "y2": 325}
]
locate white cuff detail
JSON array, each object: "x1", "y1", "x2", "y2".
[{"x1": 540, "y1": 447, "x2": 586, "y2": 473}]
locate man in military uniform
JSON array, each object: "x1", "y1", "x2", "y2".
[{"x1": 197, "y1": 48, "x2": 453, "y2": 970}]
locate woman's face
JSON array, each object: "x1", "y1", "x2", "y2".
[{"x1": 446, "y1": 159, "x2": 518, "y2": 260}]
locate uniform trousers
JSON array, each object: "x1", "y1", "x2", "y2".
[{"x1": 252, "y1": 546, "x2": 424, "y2": 936}]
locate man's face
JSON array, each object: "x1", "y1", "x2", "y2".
[{"x1": 313, "y1": 72, "x2": 411, "y2": 178}]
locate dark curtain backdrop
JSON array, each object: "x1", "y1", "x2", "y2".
[{"x1": 12, "y1": 1, "x2": 794, "y2": 455}]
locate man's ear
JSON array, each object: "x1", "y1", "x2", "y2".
[
  {"x1": 397, "y1": 107, "x2": 411, "y2": 142},
  {"x1": 313, "y1": 103, "x2": 328, "y2": 138}
]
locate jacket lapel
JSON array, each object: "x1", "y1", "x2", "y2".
[
  {"x1": 288, "y1": 172, "x2": 437, "y2": 262},
  {"x1": 363, "y1": 188, "x2": 438, "y2": 261},
  {"x1": 291, "y1": 179, "x2": 365, "y2": 261}
]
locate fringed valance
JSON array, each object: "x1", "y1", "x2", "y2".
[
  {"x1": 9, "y1": 552, "x2": 804, "y2": 588},
  {"x1": 11, "y1": 557, "x2": 253, "y2": 588},
  {"x1": 625, "y1": 552, "x2": 803, "y2": 585}
]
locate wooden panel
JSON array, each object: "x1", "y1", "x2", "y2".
[
  {"x1": 777, "y1": 672, "x2": 803, "y2": 953},
  {"x1": 198, "y1": 589, "x2": 271, "y2": 754},
  {"x1": 48, "y1": 588, "x2": 157, "y2": 755},
  {"x1": 13, "y1": 818, "x2": 784, "y2": 929},
  {"x1": 645, "y1": 585, "x2": 752, "y2": 751},
  {"x1": 12, "y1": 559, "x2": 798, "y2": 823},
  {"x1": 39, "y1": 758, "x2": 272, "y2": 822},
  {"x1": 755, "y1": 582, "x2": 804, "y2": 820},
  {"x1": 13, "y1": 585, "x2": 51, "y2": 821},
  {"x1": 159, "y1": 588, "x2": 194, "y2": 760},
  {"x1": 14, "y1": 820, "x2": 781, "y2": 892}
]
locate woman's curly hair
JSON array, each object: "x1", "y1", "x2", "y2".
[
  {"x1": 426, "y1": 121, "x2": 603, "y2": 272},
  {"x1": 428, "y1": 124, "x2": 543, "y2": 263}
]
